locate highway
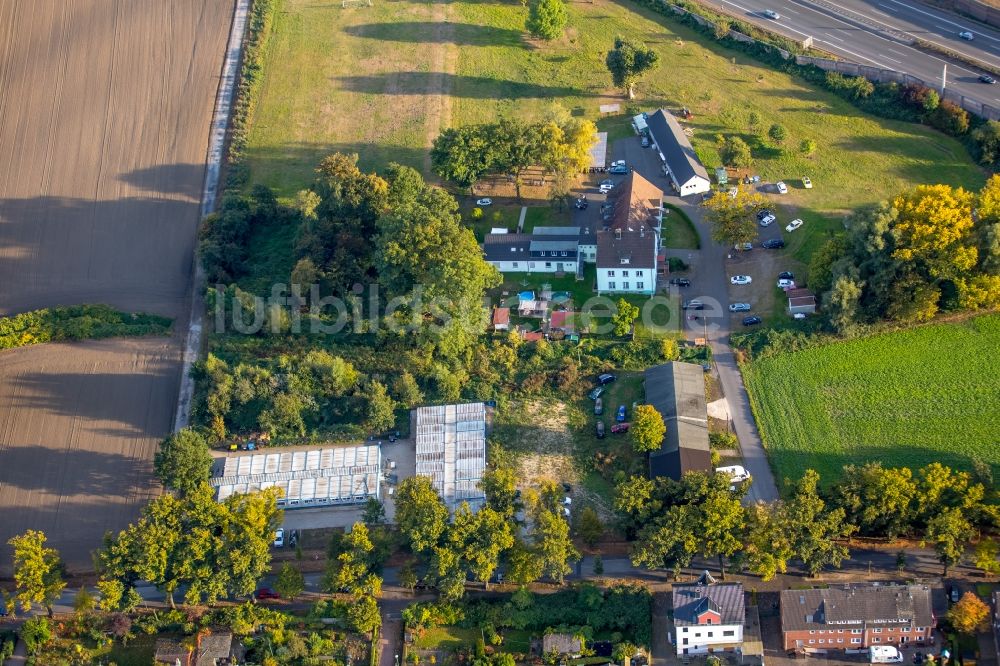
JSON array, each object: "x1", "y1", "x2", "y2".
[{"x1": 701, "y1": 0, "x2": 1000, "y2": 110}]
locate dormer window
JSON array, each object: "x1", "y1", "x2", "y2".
[{"x1": 620, "y1": 257, "x2": 630, "y2": 265}]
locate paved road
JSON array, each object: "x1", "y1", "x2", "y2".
[
  {"x1": 610, "y1": 138, "x2": 779, "y2": 503},
  {"x1": 699, "y1": 0, "x2": 1000, "y2": 109}
]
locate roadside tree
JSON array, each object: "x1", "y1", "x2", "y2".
[
  {"x1": 275, "y1": 563, "x2": 306, "y2": 600},
  {"x1": 973, "y1": 538, "x2": 1000, "y2": 576},
  {"x1": 926, "y1": 508, "x2": 973, "y2": 576},
  {"x1": 534, "y1": 508, "x2": 579, "y2": 584},
  {"x1": 395, "y1": 476, "x2": 450, "y2": 553},
  {"x1": 8, "y1": 530, "x2": 65, "y2": 617},
  {"x1": 946, "y1": 592, "x2": 989, "y2": 634},
  {"x1": 154, "y1": 428, "x2": 213, "y2": 496},
  {"x1": 785, "y1": 470, "x2": 856, "y2": 576}
]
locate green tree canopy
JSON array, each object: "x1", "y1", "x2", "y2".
[
  {"x1": 612, "y1": 298, "x2": 640, "y2": 336},
  {"x1": 606, "y1": 36, "x2": 660, "y2": 99},
  {"x1": 702, "y1": 187, "x2": 768, "y2": 247},
  {"x1": 526, "y1": 0, "x2": 568, "y2": 40},
  {"x1": 630, "y1": 404, "x2": 666, "y2": 453},
  {"x1": 719, "y1": 136, "x2": 753, "y2": 168},
  {"x1": 275, "y1": 563, "x2": 305, "y2": 600},
  {"x1": 926, "y1": 508, "x2": 973, "y2": 576},
  {"x1": 395, "y1": 476, "x2": 450, "y2": 553},
  {"x1": 8, "y1": 530, "x2": 65, "y2": 616},
  {"x1": 153, "y1": 428, "x2": 213, "y2": 496}
]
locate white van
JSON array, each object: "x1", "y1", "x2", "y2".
[
  {"x1": 870, "y1": 646, "x2": 903, "y2": 663},
  {"x1": 716, "y1": 465, "x2": 751, "y2": 484}
]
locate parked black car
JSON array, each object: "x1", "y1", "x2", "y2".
[
  {"x1": 762, "y1": 239, "x2": 786, "y2": 249},
  {"x1": 597, "y1": 372, "x2": 617, "y2": 385},
  {"x1": 778, "y1": 271, "x2": 794, "y2": 280},
  {"x1": 574, "y1": 197, "x2": 589, "y2": 209},
  {"x1": 669, "y1": 278, "x2": 691, "y2": 287},
  {"x1": 756, "y1": 209, "x2": 773, "y2": 221},
  {"x1": 742, "y1": 316, "x2": 762, "y2": 326}
]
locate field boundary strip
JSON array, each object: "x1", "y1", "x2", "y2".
[{"x1": 174, "y1": 0, "x2": 252, "y2": 432}]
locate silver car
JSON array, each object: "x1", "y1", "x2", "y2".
[{"x1": 729, "y1": 303, "x2": 751, "y2": 312}]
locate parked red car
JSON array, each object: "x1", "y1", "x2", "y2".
[
  {"x1": 255, "y1": 587, "x2": 281, "y2": 600},
  {"x1": 611, "y1": 423, "x2": 630, "y2": 434}
]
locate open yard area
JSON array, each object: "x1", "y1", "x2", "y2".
[
  {"x1": 246, "y1": 0, "x2": 984, "y2": 255},
  {"x1": 0, "y1": 0, "x2": 233, "y2": 572},
  {"x1": 743, "y1": 314, "x2": 1000, "y2": 488}
]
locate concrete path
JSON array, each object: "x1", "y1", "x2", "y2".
[
  {"x1": 669, "y1": 196, "x2": 779, "y2": 503},
  {"x1": 517, "y1": 205, "x2": 527, "y2": 232},
  {"x1": 2, "y1": 629, "x2": 26, "y2": 666}
]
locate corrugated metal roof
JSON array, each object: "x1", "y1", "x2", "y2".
[{"x1": 414, "y1": 403, "x2": 487, "y2": 511}]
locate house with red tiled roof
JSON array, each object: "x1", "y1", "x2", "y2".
[
  {"x1": 492, "y1": 307, "x2": 510, "y2": 331},
  {"x1": 596, "y1": 172, "x2": 662, "y2": 295}
]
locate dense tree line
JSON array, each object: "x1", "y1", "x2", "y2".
[
  {"x1": 431, "y1": 114, "x2": 597, "y2": 198},
  {"x1": 812, "y1": 177, "x2": 1000, "y2": 332},
  {"x1": 615, "y1": 460, "x2": 999, "y2": 579}
]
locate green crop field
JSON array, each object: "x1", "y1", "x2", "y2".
[
  {"x1": 245, "y1": 0, "x2": 984, "y2": 263},
  {"x1": 743, "y1": 314, "x2": 1000, "y2": 488}
]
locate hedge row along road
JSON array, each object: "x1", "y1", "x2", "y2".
[{"x1": 0, "y1": 1, "x2": 234, "y2": 574}]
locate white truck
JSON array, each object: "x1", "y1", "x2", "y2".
[{"x1": 870, "y1": 646, "x2": 903, "y2": 663}]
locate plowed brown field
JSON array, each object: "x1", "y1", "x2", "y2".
[{"x1": 0, "y1": 1, "x2": 233, "y2": 573}]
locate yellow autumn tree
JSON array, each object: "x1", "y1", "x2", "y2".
[{"x1": 890, "y1": 184, "x2": 978, "y2": 280}]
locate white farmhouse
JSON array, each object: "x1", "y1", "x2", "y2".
[{"x1": 595, "y1": 171, "x2": 662, "y2": 295}]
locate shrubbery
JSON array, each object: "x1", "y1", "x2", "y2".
[{"x1": 0, "y1": 304, "x2": 171, "y2": 350}]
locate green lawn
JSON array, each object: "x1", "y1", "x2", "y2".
[
  {"x1": 413, "y1": 626, "x2": 481, "y2": 650},
  {"x1": 743, "y1": 314, "x2": 1000, "y2": 488},
  {"x1": 245, "y1": 0, "x2": 986, "y2": 256},
  {"x1": 661, "y1": 204, "x2": 700, "y2": 250}
]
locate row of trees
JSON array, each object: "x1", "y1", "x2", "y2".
[
  {"x1": 811, "y1": 177, "x2": 1000, "y2": 331},
  {"x1": 431, "y1": 112, "x2": 597, "y2": 199},
  {"x1": 616, "y1": 460, "x2": 1000, "y2": 579},
  {"x1": 391, "y1": 449, "x2": 581, "y2": 599}
]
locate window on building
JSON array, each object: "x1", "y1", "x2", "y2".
[
  {"x1": 545, "y1": 262, "x2": 552, "y2": 268},
  {"x1": 708, "y1": 632, "x2": 714, "y2": 638},
  {"x1": 808, "y1": 640, "x2": 815, "y2": 645},
  {"x1": 852, "y1": 630, "x2": 862, "y2": 635},
  {"x1": 809, "y1": 631, "x2": 815, "y2": 635},
  {"x1": 637, "y1": 282, "x2": 644, "y2": 290},
  {"x1": 681, "y1": 628, "x2": 687, "y2": 634},
  {"x1": 901, "y1": 637, "x2": 909, "y2": 644},
  {"x1": 723, "y1": 631, "x2": 735, "y2": 637},
  {"x1": 695, "y1": 633, "x2": 701, "y2": 638},
  {"x1": 706, "y1": 619, "x2": 713, "y2": 625},
  {"x1": 916, "y1": 628, "x2": 924, "y2": 632},
  {"x1": 851, "y1": 639, "x2": 862, "y2": 644},
  {"x1": 874, "y1": 629, "x2": 882, "y2": 634},
  {"x1": 608, "y1": 271, "x2": 615, "y2": 277},
  {"x1": 623, "y1": 270, "x2": 630, "y2": 277},
  {"x1": 818, "y1": 640, "x2": 825, "y2": 644},
  {"x1": 838, "y1": 631, "x2": 844, "y2": 634},
  {"x1": 900, "y1": 628, "x2": 909, "y2": 633},
  {"x1": 874, "y1": 638, "x2": 881, "y2": 643},
  {"x1": 609, "y1": 282, "x2": 616, "y2": 290},
  {"x1": 683, "y1": 639, "x2": 688, "y2": 646},
  {"x1": 621, "y1": 257, "x2": 630, "y2": 264},
  {"x1": 512, "y1": 262, "x2": 518, "y2": 269},
  {"x1": 624, "y1": 282, "x2": 630, "y2": 290},
  {"x1": 561, "y1": 251, "x2": 568, "y2": 257},
  {"x1": 838, "y1": 640, "x2": 844, "y2": 644}
]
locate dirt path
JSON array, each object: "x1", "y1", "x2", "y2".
[
  {"x1": 423, "y1": 0, "x2": 457, "y2": 172},
  {"x1": 0, "y1": 0, "x2": 234, "y2": 573}
]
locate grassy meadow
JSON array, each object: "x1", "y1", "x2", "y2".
[
  {"x1": 246, "y1": 0, "x2": 984, "y2": 264},
  {"x1": 743, "y1": 314, "x2": 1000, "y2": 487}
]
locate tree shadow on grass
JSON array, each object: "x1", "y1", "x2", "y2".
[
  {"x1": 344, "y1": 21, "x2": 524, "y2": 46},
  {"x1": 335, "y1": 72, "x2": 594, "y2": 99}
]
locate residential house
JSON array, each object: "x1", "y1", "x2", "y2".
[
  {"x1": 596, "y1": 171, "x2": 662, "y2": 295},
  {"x1": 542, "y1": 633, "x2": 583, "y2": 658},
  {"x1": 154, "y1": 632, "x2": 235, "y2": 666},
  {"x1": 673, "y1": 572, "x2": 746, "y2": 655},
  {"x1": 646, "y1": 109, "x2": 711, "y2": 196},
  {"x1": 492, "y1": 307, "x2": 510, "y2": 331},
  {"x1": 780, "y1": 585, "x2": 935, "y2": 653},
  {"x1": 518, "y1": 298, "x2": 549, "y2": 318},
  {"x1": 483, "y1": 227, "x2": 581, "y2": 274},
  {"x1": 644, "y1": 362, "x2": 712, "y2": 480},
  {"x1": 786, "y1": 288, "x2": 817, "y2": 315}
]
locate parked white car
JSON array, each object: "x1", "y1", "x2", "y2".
[
  {"x1": 730, "y1": 275, "x2": 752, "y2": 285},
  {"x1": 717, "y1": 465, "x2": 751, "y2": 482},
  {"x1": 776, "y1": 181, "x2": 788, "y2": 194},
  {"x1": 273, "y1": 528, "x2": 285, "y2": 548},
  {"x1": 785, "y1": 218, "x2": 804, "y2": 232},
  {"x1": 777, "y1": 278, "x2": 796, "y2": 289},
  {"x1": 802, "y1": 176, "x2": 813, "y2": 189},
  {"x1": 476, "y1": 198, "x2": 493, "y2": 206},
  {"x1": 960, "y1": 30, "x2": 974, "y2": 40},
  {"x1": 759, "y1": 213, "x2": 776, "y2": 226}
]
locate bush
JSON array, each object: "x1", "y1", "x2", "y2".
[
  {"x1": 0, "y1": 305, "x2": 171, "y2": 350},
  {"x1": 20, "y1": 617, "x2": 51, "y2": 655},
  {"x1": 928, "y1": 100, "x2": 970, "y2": 135},
  {"x1": 667, "y1": 257, "x2": 689, "y2": 272},
  {"x1": 709, "y1": 431, "x2": 738, "y2": 449}
]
